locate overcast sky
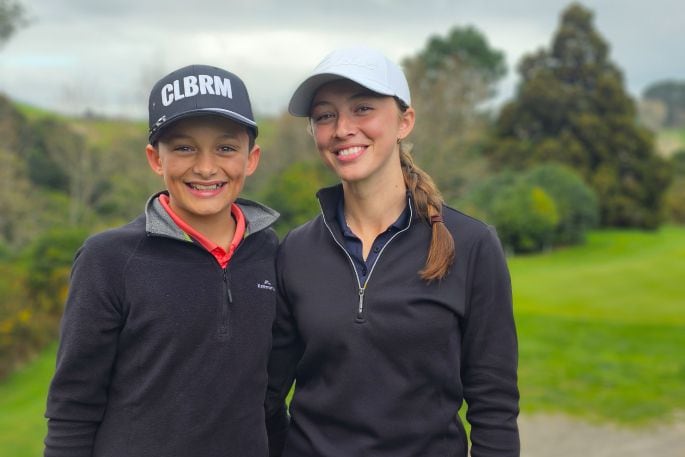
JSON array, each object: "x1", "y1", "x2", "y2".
[{"x1": 0, "y1": 0, "x2": 683, "y2": 119}]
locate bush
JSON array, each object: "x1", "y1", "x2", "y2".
[
  {"x1": 460, "y1": 165, "x2": 599, "y2": 253},
  {"x1": 22, "y1": 227, "x2": 88, "y2": 314},
  {"x1": 260, "y1": 160, "x2": 335, "y2": 235},
  {"x1": 490, "y1": 183, "x2": 559, "y2": 253},
  {"x1": 523, "y1": 163, "x2": 599, "y2": 244},
  {"x1": 0, "y1": 227, "x2": 87, "y2": 380}
]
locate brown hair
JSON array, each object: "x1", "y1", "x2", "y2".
[{"x1": 399, "y1": 141, "x2": 455, "y2": 282}]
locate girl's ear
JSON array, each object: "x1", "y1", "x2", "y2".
[{"x1": 398, "y1": 106, "x2": 415, "y2": 140}]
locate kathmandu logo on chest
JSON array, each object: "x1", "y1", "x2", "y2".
[
  {"x1": 161, "y1": 74, "x2": 233, "y2": 106},
  {"x1": 257, "y1": 280, "x2": 276, "y2": 292}
]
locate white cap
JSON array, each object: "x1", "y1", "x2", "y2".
[{"x1": 288, "y1": 46, "x2": 411, "y2": 117}]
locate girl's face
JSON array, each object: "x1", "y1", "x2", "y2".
[{"x1": 309, "y1": 79, "x2": 414, "y2": 186}]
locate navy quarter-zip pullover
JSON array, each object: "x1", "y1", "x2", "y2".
[{"x1": 266, "y1": 184, "x2": 519, "y2": 457}]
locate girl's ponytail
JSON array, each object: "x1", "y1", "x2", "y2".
[{"x1": 400, "y1": 146, "x2": 455, "y2": 282}]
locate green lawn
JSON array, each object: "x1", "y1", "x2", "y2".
[
  {"x1": 0, "y1": 343, "x2": 54, "y2": 457},
  {"x1": 511, "y1": 226, "x2": 685, "y2": 423},
  {"x1": 1, "y1": 227, "x2": 683, "y2": 453}
]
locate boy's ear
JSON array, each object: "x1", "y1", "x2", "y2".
[
  {"x1": 145, "y1": 144, "x2": 164, "y2": 176},
  {"x1": 245, "y1": 145, "x2": 261, "y2": 177}
]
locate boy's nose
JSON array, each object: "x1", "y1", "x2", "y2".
[{"x1": 193, "y1": 151, "x2": 218, "y2": 176}]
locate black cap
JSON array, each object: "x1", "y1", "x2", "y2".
[{"x1": 148, "y1": 64, "x2": 258, "y2": 144}]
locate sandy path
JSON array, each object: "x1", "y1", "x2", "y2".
[{"x1": 518, "y1": 414, "x2": 685, "y2": 457}]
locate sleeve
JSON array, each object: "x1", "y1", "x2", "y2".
[
  {"x1": 44, "y1": 240, "x2": 124, "y2": 457},
  {"x1": 264, "y1": 240, "x2": 305, "y2": 457},
  {"x1": 461, "y1": 226, "x2": 520, "y2": 457}
]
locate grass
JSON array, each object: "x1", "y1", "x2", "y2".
[
  {"x1": 0, "y1": 343, "x2": 54, "y2": 457},
  {"x1": 0, "y1": 227, "x2": 683, "y2": 453},
  {"x1": 510, "y1": 226, "x2": 685, "y2": 423}
]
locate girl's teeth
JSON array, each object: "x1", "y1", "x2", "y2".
[{"x1": 338, "y1": 146, "x2": 363, "y2": 156}]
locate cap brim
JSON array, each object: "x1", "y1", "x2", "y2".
[
  {"x1": 288, "y1": 72, "x2": 397, "y2": 117},
  {"x1": 149, "y1": 108, "x2": 258, "y2": 144}
]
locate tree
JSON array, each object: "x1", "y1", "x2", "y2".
[
  {"x1": 259, "y1": 159, "x2": 335, "y2": 235},
  {"x1": 402, "y1": 26, "x2": 506, "y2": 201},
  {"x1": 0, "y1": 95, "x2": 34, "y2": 246},
  {"x1": 0, "y1": 0, "x2": 27, "y2": 48},
  {"x1": 486, "y1": 2, "x2": 671, "y2": 228},
  {"x1": 664, "y1": 150, "x2": 685, "y2": 224},
  {"x1": 243, "y1": 112, "x2": 316, "y2": 199},
  {"x1": 642, "y1": 80, "x2": 685, "y2": 128},
  {"x1": 26, "y1": 118, "x2": 100, "y2": 226}
]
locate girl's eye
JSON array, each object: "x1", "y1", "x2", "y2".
[{"x1": 355, "y1": 104, "x2": 373, "y2": 114}]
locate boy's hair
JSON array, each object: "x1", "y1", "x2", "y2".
[{"x1": 148, "y1": 64, "x2": 258, "y2": 145}]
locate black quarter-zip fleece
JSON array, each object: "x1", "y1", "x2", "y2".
[
  {"x1": 266, "y1": 184, "x2": 519, "y2": 457},
  {"x1": 45, "y1": 192, "x2": 279, "y2": 457}
]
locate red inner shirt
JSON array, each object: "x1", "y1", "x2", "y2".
[{"x1": 158, "y1": 194, "x2": 246, "y2": 269}]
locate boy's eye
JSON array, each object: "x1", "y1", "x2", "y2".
[
  {"x1": 218, "y1": 145, "x2": 238, "y2": 153},
  {"x1": 173, "y1": 145, "x2": 194, "y2": 153},
  {"x1": 311, "y1": 112, "x2": 335, "y2": 123}
]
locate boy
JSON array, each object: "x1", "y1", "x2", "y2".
[{"x1": 44, "y1": 64, "x2": 279, "y2": 457}]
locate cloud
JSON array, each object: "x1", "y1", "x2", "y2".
[{"x1": 1, "y1": 0, "x2": 683, "y2": 118}]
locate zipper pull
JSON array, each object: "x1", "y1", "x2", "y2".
[{"x1": 356, "y1": 287, "x2": 366, "y2": 322}]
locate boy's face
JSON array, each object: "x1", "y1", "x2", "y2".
[{"x1": 145, "y1": 115, "x2": 260, "y2": 228}]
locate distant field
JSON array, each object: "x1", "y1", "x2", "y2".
[
  {"x1": 656, "y1": 128, "x2": 685, "y2": 156},
  {"x1": 0, "y1": 227, "x2": 683, "y2": 453}
]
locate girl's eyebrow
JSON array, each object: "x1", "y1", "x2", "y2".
[{"x1": 311, "y1": 90, "x2": 382, "y2": 110}]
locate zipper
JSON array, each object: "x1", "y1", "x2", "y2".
[
  {"x1": 219, "y1": 268, "x2": 232, "y2": 338},
  {"x1": 319, "y1": 199, "x2": 413, "y2": 323},
  {"x1": 148, "y1": 226, "x2": 242, "y2": 340}
]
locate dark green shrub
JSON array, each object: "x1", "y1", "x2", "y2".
[
  {"x1": 460, "y1": 164, "x2": 598, "y2": 253},
  {"x1": 490, "y1": 183, "x2": 559, "y2": 253},
  {"x1": 523, "y1": 163, "x2": 599, "y2": 244}
]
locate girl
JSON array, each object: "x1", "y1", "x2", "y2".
[{"x1": 266, "y1": 46, "x2": 519, "y2": 457}]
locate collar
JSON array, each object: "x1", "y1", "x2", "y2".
[
  {"x1": 145, "y1": 190, "x2": 280, "y2": 242},
  {"x1": 335, "y1": 194, "x2": 410, "y2": 237},
  {"x1": 158, "y1": 193, "x2": 246, "y2": 268}
]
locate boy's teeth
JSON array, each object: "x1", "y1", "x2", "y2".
[
  {"x1": 338, "y1": 146, "x2": 363, "y2": 156},
  {"x1": 191, "y1": 183, "x2": 221, "y2": 190}
]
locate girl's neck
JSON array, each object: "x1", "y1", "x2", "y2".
[{"x1": 342, "y1": 172, "x2": 407, "y2": 237}]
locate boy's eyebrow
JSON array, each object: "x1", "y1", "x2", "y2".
[{"x1": 162, "y1": 131, "x2": 243, "y2": 141}]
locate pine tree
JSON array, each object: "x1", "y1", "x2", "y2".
[
  {"x1": 487, "y1": 2, "x2": 671, "y2": 228},
  {"x1": 403, "y1": 26, "x2": 506, "y2": 201}
]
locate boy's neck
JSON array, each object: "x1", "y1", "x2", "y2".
[
  {"x1": 160, "y1": 194, "x2": 238, "y2": 251},
  {"x1": 189, "y1": 213, "x2": 237, "y2": 251}
]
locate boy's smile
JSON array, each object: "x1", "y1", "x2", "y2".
[{"x1": 145, "y1": 115, "x2": 260, "y2": 232}]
